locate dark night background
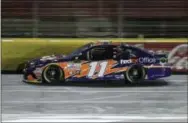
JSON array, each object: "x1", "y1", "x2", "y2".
[{"x1": 1, "y1": 0, "x2": 188, "y2": 38}]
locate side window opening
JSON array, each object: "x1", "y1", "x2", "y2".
[
  {"x1": 80, "y1": 46, "x2": 113, "y2": 61},
  {"x1": 114, "y1": 47, "x2": 138, "y2": 60},
  {"x1": 78, "y1": 52, "x2": 87, "y2": 60},
  {"x1": 128, "y1": 49, "x2": 137, "y2": 57},
  {"x1": 78, "y1": 46, "x2": 116, "y2": 61},
  {"x1": 90, "y1": 47, "x2": 113, "y2": 60}
]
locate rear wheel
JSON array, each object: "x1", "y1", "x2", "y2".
[
  {"x1": 42, "y1": 65, "x2": 64, "y2": 84},
  {"x1": 124, "y1": 64, "x2": 146, "y2": 84}
]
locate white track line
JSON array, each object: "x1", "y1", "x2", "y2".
[
  {"x1": 2, "y1": 39, "x2": 14, "y2": 42},
  {"x1": 48, "y1": 40, "x2": 61, "y2": 42},
  {"x1": 81, "y1": 93, "x2": 127, "y2": 101},
  {"x1": 167, "y1": 80, "x2": 187, "y2": 82},
  {"x1": 3, "y1": 119, "x2": 119, "y2": 122},
  {"x1": 3, "y1": 100, "x2": 187, "y2": 104},
  {"x1": 3, "y1": 115, "x2": 187, "y2": 122},
  {"x1": 4, "y1": 79, "x2": 188, "y2": 82},
  {"x1": 3, "y1": 90, "x2": 187, "y2": 93}
]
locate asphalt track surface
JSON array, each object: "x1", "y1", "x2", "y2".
[{"x1": 1, "y1": 74, "x2": 188, "y2": 122}]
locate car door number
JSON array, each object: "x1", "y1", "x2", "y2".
[{"x1": 88, "y1": 61, "x2": 108, "y2": 77}]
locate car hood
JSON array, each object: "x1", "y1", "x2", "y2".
[
  {"x1": 28, "y1": 54, "x2": 70, "y2": 66},
  {"x1": 39, "y1": 54, "x2": 67, "y2": 62}
]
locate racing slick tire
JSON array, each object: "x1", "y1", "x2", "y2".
[
  {"x1": 124, "y1": 64, "x2": 146, "y2": 84},
  {"x1": 42, "y1": 64, "x2": 64, "y2": 84}
]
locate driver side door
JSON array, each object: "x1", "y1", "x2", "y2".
[{"x1": 74, "y1": 45, "x2": 117, "y2": 79}]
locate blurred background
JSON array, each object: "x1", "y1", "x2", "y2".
[
  {"x1": 1, "y1": 1, "x2": 188, "y2": 122},
  {"x1": 2, "y1": 0, "x2": 188, "y2": 38},
  {"x1": 1, "y1": 0, "x2": 188, "y2": 72}
]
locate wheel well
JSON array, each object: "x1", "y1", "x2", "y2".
[
  {"x1": 42, "y1": 64, "x2": 64, "y2": 83},
  {"x1": 124, "y1": 64, "x2": 146, "y2": 83}
]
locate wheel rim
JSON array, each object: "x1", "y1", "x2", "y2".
[
  {"x1": 127, "y1": 65, "x2": 145, "y2": 83},
  {"x1": 44, "y1": 65, "x2": 62, "y2": 83}
]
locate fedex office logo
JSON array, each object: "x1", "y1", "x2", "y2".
[
  {"x1": 120, "y1": 59, "x2": 132, "y2": 64},
  {"x1": 139, "y1": 57, "x2": 156, "y2": 64}
]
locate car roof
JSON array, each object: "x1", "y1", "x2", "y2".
[
  {"x1": 82, "y1": 41, "x2": 152, "y2": 56},
  {"x1": 91, "y1": 41, "x2": 128, "y2": 47}
]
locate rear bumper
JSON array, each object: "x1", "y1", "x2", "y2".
[{"x1": 147, "y1": 66, "x2": 171, "y2": 80}]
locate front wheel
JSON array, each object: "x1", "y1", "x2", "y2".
[
  {"x1": 42, "y1": 64, "x2": 64, "y2": 84},
  {"x1": 124, "y1": 64, "x2": 146, "y2": 84}
]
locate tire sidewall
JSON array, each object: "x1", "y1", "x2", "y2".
[
  {"x1": 125, "y1": 64, "x2": 146, "y2": 83},
  {"x1": 42, "y1": 64, "x2": 64, "y2": 84}
]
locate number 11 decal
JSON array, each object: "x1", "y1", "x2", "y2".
[{"x1": 88, "y1": 61, "x2": 108, "y2": 77}]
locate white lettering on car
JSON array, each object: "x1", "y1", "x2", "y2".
[
  {"x1": 120, "y1": 59, "x2": 132, "y2": 64},
  {"x1": 88, "y1": 61, "x2": 108, "y2": 77},
  {"x1": 67, "y1": 63, "x2": 81, "y2": 70},
  {"x1": 139, "y1": 57, "x2": 156, "y2": 64}
]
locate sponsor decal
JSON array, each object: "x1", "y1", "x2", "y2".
[
  {"x1": 139, "y1": 42, "x2": 188, "y2": 72},
  {"x1": 160, "y1": 57, "x2": 167, "y2": 63},
  {"x1": 67, "y1": 63, "x2": 81, "y2": 70},
  {"x1": 138, "y1": 57, "x2": 156, "y2": 64},
  {"x1": 33, "y1": 68, "x2": 42, "y2": 77},
  {"x1": 67, "y1": 63, "x2": 81, "y2": 75},
  {"x1": 120, "y1": 59, "x2": 132, "y2": 64},
  {"x1": 70, "y1": 70, "x2": 80, "y2": 75},
  {"x1": 127, "y1": 42, "x2": 187, "y2": 72},
  {"x1": 34, "y1": 68, "x2": 42, "y2": 74}
]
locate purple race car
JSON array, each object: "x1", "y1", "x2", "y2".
[{"x1": 23, "y1": 41, "x2": 171, "y2": 84}]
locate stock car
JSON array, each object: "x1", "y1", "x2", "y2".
[{"x1": 23, "y1": 41, "x2": 171, "y2": 84}]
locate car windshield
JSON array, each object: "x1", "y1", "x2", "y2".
[{"x1": 69, "y1": 43, "x2": 92, "y2": 56}]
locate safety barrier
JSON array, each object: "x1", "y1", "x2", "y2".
[{"x1": 2, "y1": 38, "x2": 187, "y2": 73}]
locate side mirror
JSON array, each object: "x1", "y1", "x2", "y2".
[
  {"x1": 74, "y1": 53, "x2": 82, "y2": 62},
  {"x1": 113, "y1": 55, "x2": 117, "y2": 60},
  {"x1": 73, "y1": 57, "x2": 80, "y2": 63},
  {"x1": 74, "y1": 53, "x2": 82, "y2": 60},
  {"x1": 75, "y1": 56, "x2": 79, "y2": 60}
]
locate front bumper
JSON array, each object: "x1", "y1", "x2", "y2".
[
  {"x1": 23, "y1": 69, "x2": 42, "y2": 84},
  {"x1": 22, "y1": 78, "x2": 42, "y2": 84}
]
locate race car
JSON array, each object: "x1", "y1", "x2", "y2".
[{"x1": 23, "y1": 41, "x2": 171, "y2": 84}]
